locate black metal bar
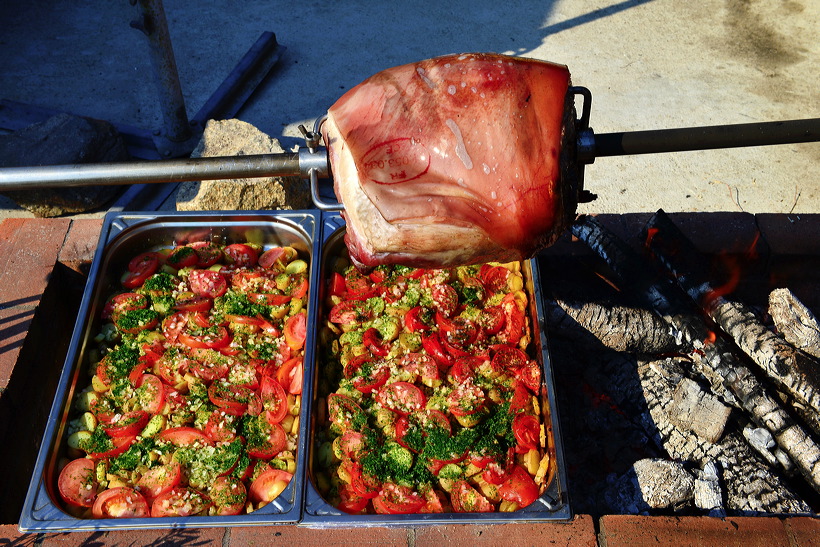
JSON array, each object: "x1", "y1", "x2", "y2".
[
  {"x1": 0, "y1": 153, "x2": 301, "y2": 190},
  {"x1": 193, "y1": 32, "x2": 285, "y2": 124},
  {"x1": 593, "y1": 118, "x2": 820, "y2": 157}
]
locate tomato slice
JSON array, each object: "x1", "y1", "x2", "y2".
[
  {"x1": 88, "y1": 434, "x2": 137, "y2": 459},
  {"x1": 347, "y1": 460, "x2": 380, "y2": 499},
  {"x1": 211, "y1": 476, "x2": 248, "y2": 515},
  {"x1": 327, "y1": 394, "x2": 365, "y2": 432},
  {"x1": 249, "y1": 292, "x2": 291, "y2": 306},
  {"x1": 348, "y1": 358, "x2": 389, "y2": 394},
  {"x1": 329, "y1": 272, "x2": 347, "y2": 297},
  {"x1": 91, "y1": 487, "x2": 150, "y2": 519},
  {"x1": 179, "y1": 326, "x2": 231, "y2": 350},
  {"x1": 100, "y1": 410, "x2": 150, "y2": 438},
  {"x1": 450, "y1": 481, "x2": 494, "y2": 513},
  {"x1": 283, "y1": 312, "x2": 307, "y2": 350},
  {"x1": 102, "y1": 292, "x2": 147, "y2": 321},
  {"x1": 209, "y1": 381, "x2": 254, "y2": 416},
  {"x1": 224, "y1": 243, "x2": 259, "y2": 268},
  {"x1": 136, "y1": 461, "x2": 182, "y2": 503},
  {"x1": 404, "y1": 306, "x2": 429, "y2": 333},
  {"x1": 481, "y1": 265, "x2": 511, "y2": 293},
  {"x1": 478, "y1": 305, "x2": 506, "y2": 335},
  {"x1": 491, "y1": 345, "x2": 529, "y2": 371},
  {"x1": 329, "y1": 300, "x2": 370, "y2": 324},
  {"x1": 166, "y1": 246, "x2": 199, "y2": 269},
  {"x1": 498, "y1": 465, "x2": 540, "y2": 508},
  {"x1": 155, "y1": 351, "x2": 191, "y2": 386},
  {"x1": 135, "y1": 374, "x2": 166, "y2": 414},
  {"x1": 151, "y1": 487, "x2": 211, "y2": 517},
  {"x1": 376, "y1": 381, "x2": 427, "y2": 415},
  {"x1": 448, "y1": 356, "x2": 480, "y2": 384},
  {"x1": 431, "y1": 284, "x2": 458, "y2": 317},
  {"x1": 276, "y1": 357, "x2": 303, "y2": 395},
  {"x1": 204, "y1": 409, "x2": 238, "y2": 443},
  {"x1": 174, "y1": 295, "x2": 213, "y2": 313},
  {"x1": 499, "y1": 296, "x2": 526, "y2": 346},
  {"x1": 362, "y1": 328, "x2": 389, "y2": 357},
  {"x1": 188, "y1": 351, "x2": 230, "y2": 382},
  {"x1": 517, "y1": 360, "x2": 542, "y2": 393},
  {"x1": 158, "y1": 427, "x2": 213, "y2": 447},
  {"x1": 188, "y1": 269, "x2": 228, "y2": 298},
  {"x1": 58, "y1": 458, "x2": 100, "y2": 508},
  {"x1": 338, "y1": 430, "x2": 368, "y2": 460},
  {"x1": 258, "y1": 247, "x2": 286, "y2": 269},
  {"x1": 337, "y1": 483, "x2": 369, "y2": 514},
  {"x1": 447, "y1": 383, "x2": 485, "y2": 417},
  {"x1": 289, "y1": 276, "x2": 309, "y2": 299},
  {"x1": 188, "y1": 241, "x2": 223, "y2": 267},
  {"x1": 162, "y1": 312, "x2": 187, "y2": 343},
  {"x1": 248, "y1": 468, "x2": 292, "y2": 505},
  {"x1": 512, "y1": 413, "x2": 540, "y2": 450},
  {"x1": 372, "y1": 483, "x2": 425, "y2": 514},
  {"x1": 422, "y1": 333, "x2": 452, "y2": 368},
  {"x1": 438, "y1": 314, "x2": 478, "y2": 348},
  {"x1": 122, "y1": 253, "x2": 160, "y2": 289},
  {"x1": 259, "y1": 375, "x2": 289, "y2": 423}
]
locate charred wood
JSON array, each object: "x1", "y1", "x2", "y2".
[
  {"x1": 547, "y1": 298, "x2": 681, "y2": 354},
  {"x1": 636, "y1": 356, "x2": 810, "y2": 513},
  {"x1": 571, "y1": 215, "x2": 820, "y2": 495},
  {"x1": 644, "y1": 210, "x2": 820, "y2": 434},
  {"x1": 769, "y1": 288, "x2": 820, "y2": 360}
]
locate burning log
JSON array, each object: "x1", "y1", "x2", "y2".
[
  {"x1": 636, "y1": 356, "x2": 810, "y2": 513},
  {"x1": 769, "y1": 288, "x2": 820, "y2": 360},
  {"x1": 547, "y1": 298, "x2": 681, "y2": 354},
  {"x1": 570, "y1": 215, "x2": 820, "y2": 495},
  {"x1": 644, "y1": 210, "x2": 820, "y2": 436}
]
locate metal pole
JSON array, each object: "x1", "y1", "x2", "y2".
[
  {"x1": 0, "y1": 154, "x2": 301, "y2": 190},
  {"x1": 592, "y1": 118, "x2": 820, "y2": 158}
]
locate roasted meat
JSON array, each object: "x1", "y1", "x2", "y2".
[{"x1": 323, "y1": 52, "x2": 581, "y2": 268}]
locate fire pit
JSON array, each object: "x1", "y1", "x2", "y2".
[{"x1": 540, "y1": 211, "x2": 820, "y2": 517}]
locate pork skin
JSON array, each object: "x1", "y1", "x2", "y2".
[{"x1": 323, "y1": 53, "x2": 579, "y2": 268}]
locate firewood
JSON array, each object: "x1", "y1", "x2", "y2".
[
  {"x1": 669, "y1": 377, "x2": 732, "y2": 444},
  {"x1": 643, "y1": 210, "x2": 820, "y2": 434},
  {"x1": 769, "y1": 288, "x2": 820, "y2": 359},
  {"x1": 547, "y1": 298, "x2": 681, "y2": 354},
  {"x1": 635, "y1": 356, "x2": 810, "y2": 513},
  {"x1": 571, "y1": 215, "x2": 820, "y2": 495}
]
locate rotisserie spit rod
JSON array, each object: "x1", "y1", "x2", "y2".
[{"x1": 0, "y1": 117, "x2": 817, "y2": 191}]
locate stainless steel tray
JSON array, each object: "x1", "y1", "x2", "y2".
[
  {"x1": 300, "y1": 213, "x2": 570, "y2": 526},
  {"x1": 20, "y1": 211, "x2": 321, "y2": 532}
]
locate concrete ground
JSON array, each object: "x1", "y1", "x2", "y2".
[{"x1": 0, "y1": 0, "x2": 818, "y2": 217}]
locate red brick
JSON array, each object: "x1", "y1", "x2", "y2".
[
  {"x1": 58, "y1": 218, "x2": 103, "y2": 272},
  {"x1": 784, "y1": 517, "x2": 820, "y2": 546},
  {"x1": 40, "y1": 526, "x2": 226, "y2": 546},
  {"x1": 599, "y1": 515, "x2": 791, "y2": 547},
  {"x1": 413, "y1": 516, "x2": 597, "y2": 546},
  {"x1": 231, "y1": 525, "x2": 408, "y2": 546},
  {"x1": 0, "y1": 218, "x2": 71, "y2": 389},
  {"x1": 0, "y1": 524, "x2": 37, "y2": 544}
]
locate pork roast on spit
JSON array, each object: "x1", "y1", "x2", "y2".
[{"x1": 323, "y1": 53, "x2": 583, "y2": 269}]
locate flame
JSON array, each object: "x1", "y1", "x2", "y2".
[
  {"x1": 645, "y1": 227, "x2": 659, "y2": 247},
  {"x1": 703, "y1": 330, "x2": 717, "y2": 345},
  {"x1": 702, "y1": 231, "x2": 762, "y2": 308},
  {"x1": 582, "y1": 382, "x2": 627, "y2": 418}
]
